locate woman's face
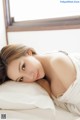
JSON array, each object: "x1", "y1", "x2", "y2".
[{"x1": 7, "y1": 54, "x2": 45, "y2": 83}]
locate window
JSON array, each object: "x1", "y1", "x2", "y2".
[
  {"x1": 3, "y1": 0, "x2": 80, "y2": 44},
  {"x1": 10, "y1": 0, "x2": 80, "y2": 21}
]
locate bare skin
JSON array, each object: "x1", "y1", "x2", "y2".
[
  {"x1": 36, "y1": 52, "x2": 76, "y2": 97},
  {"x1": 7, "y1": 51, "x2": 76, "y2": 98}
]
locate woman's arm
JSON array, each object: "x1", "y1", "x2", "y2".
[{"x1": 36, "y1": 79, "x2": 52, "y2": 97}]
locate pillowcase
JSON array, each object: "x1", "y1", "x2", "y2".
[{"x1": 0, "y1": 81, "x2": 55, "y2": 110}]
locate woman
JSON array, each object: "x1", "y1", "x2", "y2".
[
  {"x1": 0, "y1": 44, "x2": 80, "y2": 114},
  {"x1": 0, "y1": 44, "x2": 52, "y2": 96}
]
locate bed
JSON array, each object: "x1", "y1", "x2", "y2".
[
  {"x1": 0, "y1": 81, "x2": 80, "y2": 120},
  {"x1": 0, "y1": 106, "x2": 79, "y2": 120}
]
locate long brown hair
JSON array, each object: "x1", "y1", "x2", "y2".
[{"x1": 0, "y1": 44, "x2": 36, "y2": 84}]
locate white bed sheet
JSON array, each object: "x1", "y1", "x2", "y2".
[
  {"x1": 0, "y1": 108, "x2": 53, "y2": 120},
  {"x1": 0, "y1": 105, "x2": 79, "y2": 120},
  {"x1": 55, "y1": 106, "x2": 79, "y2": 120}
]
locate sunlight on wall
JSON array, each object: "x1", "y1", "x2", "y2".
[
  {"x1": 10, "y1": 0, "x2": 80, "y2": 21},
  {"x1": 8, "y1": 29, "x2": 80, "y2": 54},
  {"x1": 7, "y1": 0, "x2": 80, "y2": 53}
]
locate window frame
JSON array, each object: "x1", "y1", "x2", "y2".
[{"x1": 3, "y1": 0, "x2": 80, "y2": 44}]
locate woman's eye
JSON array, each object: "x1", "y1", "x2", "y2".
[
  {"x1": 19, "y1": 77, "x2": 23, "y2": 82},
  {"x1": 22, "y1": 63, "x2": 25, "y2": 70}
]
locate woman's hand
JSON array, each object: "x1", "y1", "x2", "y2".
[{"x1": 36, "y1": 79, "x2": 52, "y2": 97}]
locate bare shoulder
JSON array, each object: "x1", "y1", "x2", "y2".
[
  {"x1": 50, "y1": 52, "x2": 76, "y2": 88},
  {"x1": 50, "y1": 52, "x2": 76, "y2": 73}
]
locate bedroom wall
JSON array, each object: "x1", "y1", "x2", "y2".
[
  {"x1": 7, "y1": 0, "x2": 80, "y2": 54},
  {"x1": 0, "y1": 0, "x2": 80, "y2": 53},
  {"x1": 8, "y1": 29, "x2": 80, "y2": 54},
  {"x1": 0, "y1": 0, "x2": 7, "y2": 49}
]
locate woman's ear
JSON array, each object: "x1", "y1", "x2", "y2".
[{"x1": 26, "y1": 49, "x2": 33, "y2": 56}]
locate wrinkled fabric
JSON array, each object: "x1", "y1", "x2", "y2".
[{"x1": 52, "y1": 53, "x2": 80, "y2": 115}]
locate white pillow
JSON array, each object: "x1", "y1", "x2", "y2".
[{"x1": 0, "y1": 81, "x2": 55, "y2": 110}]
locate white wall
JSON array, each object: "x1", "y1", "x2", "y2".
[
  {"x1": 8, "y1": 29, "x2": 80, "y2": 54},
  {"x1": 8, "y1": 0, "x2": 80, "y2": 54},
  {"x1": 0, "y1": 0, "x2": 80, "y2": 53},
  {"x1": 0, "y1": 0, "x2": 7, "y2": 49}
]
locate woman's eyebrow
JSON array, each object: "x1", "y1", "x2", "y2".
[
  {"x1": 19, "y1": 62, "x2": 21, "y2": 72},
  {"x1": 15, "y1": 62, "x2": 21, "y2": 82},
  {"x1": 16, "y1": 77, "x2": 20, "y2": 82},
  {"x1": 16, "y1": 76, "x2": 21, "y2": 82}
]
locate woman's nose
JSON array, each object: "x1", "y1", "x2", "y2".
[{"x1": 22, "y1": 70, "x2": 34, "y2": 79}]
